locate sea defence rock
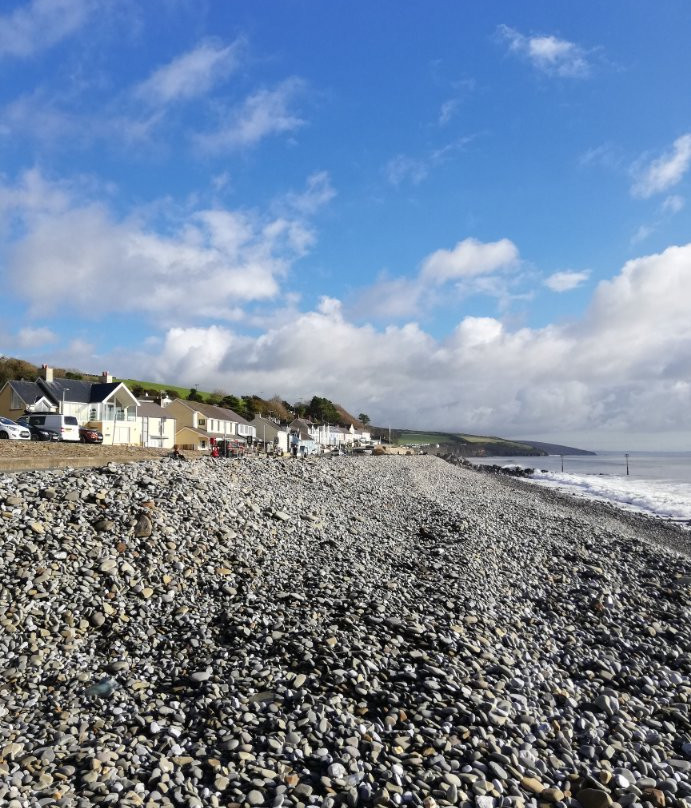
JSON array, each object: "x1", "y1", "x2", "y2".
[
  {"x1": 0, "y1": 455, "x2": 689, "y2": 808},
  {"x1": 440, "y1": 452, "x2": 538, "y2": 477}
]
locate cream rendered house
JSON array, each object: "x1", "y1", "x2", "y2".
[
  {"x1": 251, "y1": 415, "x2": 289, "y2": 453},
  {"x1": 167, "y1": 398, "x2": 255, "y2": 451}
]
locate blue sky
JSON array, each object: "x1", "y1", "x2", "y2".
[{"x1": 1, "y1": 0, "x2": 691, "y2": 449}]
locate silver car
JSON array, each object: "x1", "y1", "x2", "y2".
[{"x1": 0, "y1": 416, "x2": 31, "y2": 440}]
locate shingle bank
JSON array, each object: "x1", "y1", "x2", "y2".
[{"x1": 0, "y1": 455, "x2": 689, "y2": 808}]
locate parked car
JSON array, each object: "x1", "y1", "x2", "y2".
[
  {"x1": 0, "y1": 416, "x2": 31, "y2": 440},
  {"x1": 79, "y1": 426, "x2": 103, "y2": 444},
  {"x1": 28, "y1": 424, "x2": 61, "y2": 441},
  {"x1": 18, "y1": 414, "x2": 80, "y2": 442}
]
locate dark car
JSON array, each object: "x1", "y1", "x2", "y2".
[
  {"x1": 79, "y1": 426, "x2": 103, "y2": 444},
  {"x1": 28, "y1": 424, "x2": 61, "y2": 441}
]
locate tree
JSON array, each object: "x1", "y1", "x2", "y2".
[
  {"x1": 358, "y1": 413, "x2": 371, "y2": 426},
  {"x1": 242, "y1": 396, "x2": 258, "y2": 419},
  {"x1": 220, "y1": 395, "x2": 243, "y2": 413},
  {"x1": 187, "y1": 387, "x2": 203, "y2": 402},
  {"x1": 306, "y1": 396, "x2": 340, "y2": 424}
]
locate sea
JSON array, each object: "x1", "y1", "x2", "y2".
[{"x1": 469, "y1": 451, "x2": 691, "y2": 525}]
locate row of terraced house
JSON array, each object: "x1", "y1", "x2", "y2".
[{"x1": 0, "y1": 365, "x2": 372, "y2": 454}]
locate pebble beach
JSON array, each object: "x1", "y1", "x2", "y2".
[{"x1": 0, "y1": 454, "x2": 689, "y2": 808}]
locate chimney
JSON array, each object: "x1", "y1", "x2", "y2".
[
  {"x1": 101, "y1": 370, "x2": 113, "y2": 384},
  {"x1": 42, "y1": 364, "x2": 54, "y2": 383}
]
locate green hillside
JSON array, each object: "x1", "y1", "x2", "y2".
[
  {"x1": 394, "y1": 430, "x2": 544, "y2": 457},
  {"x1": 114, "y1": 378, "x2": 209, "y2": 399}
]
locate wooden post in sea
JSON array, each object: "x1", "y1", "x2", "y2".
[
  {"x1": 625, "y1": 453, "x2": 630, "y2": 475},
  {"x1": 560, "y1": 454, "x2": 564, "y2": 472}
]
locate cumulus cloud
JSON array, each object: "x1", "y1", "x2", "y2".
[
  {"x1": 1, "y1": 169, "x2": 326, "y2": 320},
  {"x1": 357, "y1": 237, "x2": 521, "y2": 319},
  {"x1": 497, "y1": 25, "x2": 591, "y2": 78},
  {"x1": 107, "y1": 242, "x2": 691, "y2": 449},
  {"x1": 197, "y1": 78, "x2": 306, "y2": 152},
  {"x1": 0, "y1": 0, "x2": 92, "y2": 58},
  {"x1": 135, "y1": 38, "x2": 244, "y2": 105},
  {"x1": 544, "y1": 269, "x2": 590, "y2": 292},
  {"x1": 421, "y1": 237, "x2": 518, "y2": 283},
  {"x1": 631, "y1": 133, "x2": 691, "y2": 198}
]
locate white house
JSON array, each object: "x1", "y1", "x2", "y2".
[
  {"x1": 0, "y1": 366, "x2": 140, "y2": 445},
  {"x1": 137, "y1": 402, "x2": 176, "y2": 449}
]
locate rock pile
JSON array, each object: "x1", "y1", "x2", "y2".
[
  {"x1": 439, "y1": 456, "x2": 537, "y2": 478},
  {"x1": 0, "y1": 455, "x2": 689, "y2": 808}
]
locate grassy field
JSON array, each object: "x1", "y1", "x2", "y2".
[
  {"x1": 458, "y1": 433, "x2": 535, "y2": 451},
  {"x1": 396, "y1": 430, "x2": 538, "y2": 454},
  {"x1": 114, "y1": 378, "x2": 214, "y2": 399},
  {"x1": 396, "y1": 431, "x2": 469, "y2": 446}
]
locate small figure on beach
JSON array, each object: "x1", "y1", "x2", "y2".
[{"x1": 170, "y1": 444, "x2": 186, "y2": 461}]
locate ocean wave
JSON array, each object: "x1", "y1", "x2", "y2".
[{"x1": 524, "y1": 470, "x2": 691, "y2": 522}]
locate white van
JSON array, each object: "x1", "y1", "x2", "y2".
[{"x1": 19, "y1": 413, "x2": 81, "y2": 442}]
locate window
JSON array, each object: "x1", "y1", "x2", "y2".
[{"x1": 10, "y1": 389, "x2": 23, "y2": 410}]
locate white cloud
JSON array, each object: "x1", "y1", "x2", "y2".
[
  {"x1": 0, "y1": 0, "x2": 92, "y2": 58},
  {"x1": 631, "y1": 133, "x2": 691, "y2": 198},
  {"x1": 355, "y1": 237, "x2": 521, "y2": 320},
  {"x1": 197, "y1": 78, "x2": 306, "y2": 152},
  {"x1": 16, "y1": 326, "x2": 58, "y2": 348},
  {"x1": 631, "y1": 224, "x2": 654, "y2": 245},
  {"x1": 439, "y1": 98, "x2": 460, "y2": 126},
  {"x1": 544, "y1": 269, "x2": 590, "y2": 292},
  {"x1": 135, "y1": 38, "x2": 243, "y2": 105},
  {"x1": 421, "y1": 237, "x2": 519, "y2": 283},
  {"x1": 1, "y1": 169, "x2": 323, "y2": 321},
  {"x1": 498, "y1": 25, "x2": 591, "y2": 78},
  {"x1": 282, "y1": 171, "x2": 336, "y2": 215},
  {"x1": 661, "y1": 194, "x2": 685, "y2": 215},
  {"x1": 110, "y1": 242, "x2": 691, "y2": 449},
  {"x1": 384, "y1": 155, "x2": 428, "y2": 187},
  {"x1": 384, "y1": 137, "x2": 474, "y2": 188}
]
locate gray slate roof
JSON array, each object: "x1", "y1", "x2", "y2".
[
  {"x1": 8, "y1": 380, "x2": 50, "y2": 405},
  {"x1": 137, "y1": 402, "x2": 170, "y2": 418},
  {"x1": 8, "y1": 378, "x2": 131, "y2": 407},
  {"x1": 173, "y1": 399, "x2": 250, "y2": 426}
]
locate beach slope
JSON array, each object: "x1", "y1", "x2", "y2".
[{"x1": 0, "y1": 455, "x2": 689, "y2": 807}]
